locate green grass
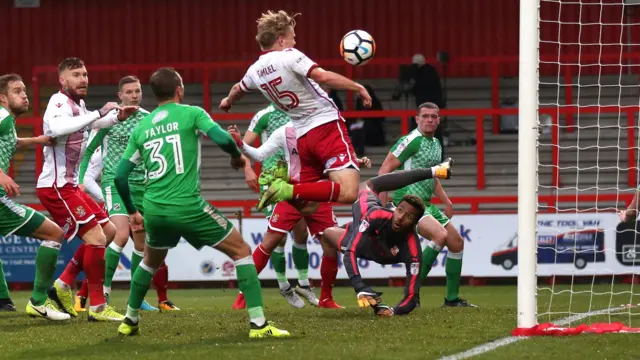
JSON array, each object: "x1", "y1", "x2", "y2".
[{"x1": 1, "y1": 285, "x2": 639, "y2": 360}]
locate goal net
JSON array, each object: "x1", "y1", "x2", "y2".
[{"x1": 517, "y1": 0, "x2": 640, "y2": 334}]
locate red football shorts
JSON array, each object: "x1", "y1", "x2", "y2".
[
  {"x1": 36, "y1": 184, "x2": 109, "y2": 241},
  {"x1": 297, "y1": 120, "x2": 359, "y2": 183},
  {"x1": 267, "y1": 201, "x2": 337, "y2": 239}
]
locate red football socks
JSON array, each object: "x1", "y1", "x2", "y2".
[
  {"x1": 320, "y1": 255, "x2": 338, "y2": 300},
  {"x1": 153, "y1": 262, "x2": 169, "y2": 303},
  {"x1": 253, "y1": 244, "x2": 272, "y2": 274},
  {"x1": 59, "y1": 243, "x2": 86, "y2": 286},
  {"x1": 83, "y1": 245, "x2": 106, "y2": 307},
  {"x1": 293, "y1": 182, "x2": 341, "y2": 202}
]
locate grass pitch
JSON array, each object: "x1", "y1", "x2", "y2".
[{"x1": 1, "y1": 285, "x2": 638, "y2": 360}]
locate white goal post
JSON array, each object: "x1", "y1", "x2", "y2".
[{"x1": 517, "y1": 0, "x2": 540, "y2": 330}]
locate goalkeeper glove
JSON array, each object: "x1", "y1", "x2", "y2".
[
  {"x1": 373, "y1": 304, "x2": 394, "y2": 317},
  {"x1": 356, "y1": 291, "x2": 383, "y2": 308}
]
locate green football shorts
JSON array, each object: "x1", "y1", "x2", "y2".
[
  {"x1": 103, "y1": 183, "x2": 145, "y2": 217},
  {"x1": 144, "y1": 199, "x2": 234, "y2": 250},
  {"x1": 420, "y1": 203, "x2": 450, "y2": 226},
  {"x1": 0, "y1": 196, "x2": 46, "y2": 237}
]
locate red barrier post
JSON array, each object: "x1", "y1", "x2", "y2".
[
  {"x1": 491, "y1": 62, "x2": 500, "y2": 134},
  {"x1": 32, "y1": 72, "x2": 40, "y2": 117},
  {"x1": 563, "y1": 66, "x2": 574, "y2": 132},
  {"x1": 202, "y1": 69, "x2": 211, "y2": 114},
  {"x1": 476, "y1": 115, "x2": 485, "y2": 189},
  {"x1": 628, "y1": 110, "x2": 637, "y2": 188},
  {"x1": 551, "y1": 113, "x2": 560, "y2": 188},
  {"x1": 400, "y1": 114, "x2": 410, "y2": 135}
]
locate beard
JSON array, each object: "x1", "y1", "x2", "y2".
[{"x1": 9, "y1": 103, "x2": 28, "y2": 116}]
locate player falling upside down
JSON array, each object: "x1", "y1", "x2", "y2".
[
  {"x1": 78, "y1": 76, "x2": 177, "y2": 312},
  {"x1": 221, "y1": 10, "x2": 372, "y2": 211},
  {"x1": 229, "y1": 123, "x2": 372, "y2": 309},
  {"x1": 321, "y1": 161, "x2": 453, "y2": 316},
  {"x1": 0, "y1": 74, "x2": 71, "y2": 320},
  {"x1": 378, "y1": 102, "x2": 475, "y2": 307},
  {"x1": 233, "y1": 104, "x2": 320, "y2": 309},
  {"x1": 114, "y1": 67, "x2": 289, "y2": 338},
  {"x1": 36, "y1": 57, "x2": 137, "y2": 321}
]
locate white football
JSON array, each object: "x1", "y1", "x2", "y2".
[{"x1": 340, "y1": 30, "x2": 376, "y2": 66}]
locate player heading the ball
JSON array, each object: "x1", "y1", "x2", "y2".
[{"x1": 220, "y1": 10, "x2": 372, "y2": 211}]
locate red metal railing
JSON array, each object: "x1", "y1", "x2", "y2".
[
  {"x1": 30, "y1": 52, "x2": 640, "y2": 136},
  {"x1": 20, "y1": 193, "x2": 636, "y2": 218},
  {"x1": 15, "y1": 104, "x2": 640, "y2": 192}
]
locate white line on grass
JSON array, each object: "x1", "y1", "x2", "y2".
[{"x1": 438, "y1": 306, "x2": 629, "y2": 360}]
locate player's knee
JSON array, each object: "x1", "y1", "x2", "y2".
[
  {"x1": 337, "y1": 185, "x2": 358, "y2": 203},
  {"x1": 447, "y1": 231, "x2": 465, "y2": 252},
  {"x1": 236, "y1": 241, "x2": 252, "y2": 259},
  {"x1": 103, "y1": 222, "x2": 116, "y2": 242},
  {"x1": 82, "y1": 226, "x2": 107, "y2": 246},
  {"x1": 52, "y1": 226, "x2": 65, "y2": 243},
  {"x1": 113, "y1": 226, "x2": 130, "y2": 247}
]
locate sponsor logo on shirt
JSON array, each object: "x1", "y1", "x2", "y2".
[
  {"x1": 359, "y1": 220, "x2": 369, "y2": 233},
  {"x1": 152, "y1": 110, "x2": 168, "y2": 124}
]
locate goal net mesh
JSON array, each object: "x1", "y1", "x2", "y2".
[{"x1": 537, "y1": 0, "x2": 640, "y2": 326}]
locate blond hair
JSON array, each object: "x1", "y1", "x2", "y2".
[{"x1": 255, "y1": 10, "x2": 299, "y2": 49}]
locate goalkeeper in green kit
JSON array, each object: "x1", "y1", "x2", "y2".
[
  {"x1": 113, "y1": 67, "x2": 290, "y2": 338},
  {"x1": 378, "y1": 102, "x2": 476, "y2": 307}
]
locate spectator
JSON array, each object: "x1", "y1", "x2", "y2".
[{"x1": 357, "y1": 85, "x2": 386, "y2": 147}]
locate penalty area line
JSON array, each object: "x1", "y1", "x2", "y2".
[{"x1": 437, "y1": 306, "x2": 628, "y2": 360}]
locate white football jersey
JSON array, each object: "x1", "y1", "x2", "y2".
[
  {"x1": 241, "y1": 122, "x2": 302, "y2": 183},
  {"x1": 240, "y1": 48, "x2": 342, "y2": 138},
  {"x1": 37, "y1": 91, "x2": 113, "y2": 188}
]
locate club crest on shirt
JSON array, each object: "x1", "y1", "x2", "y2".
[
  {"x1": 410, "y1": 262, "x2": 420, "y2": 275},
  {"x1": 390, "y1": 246, "x2": 399, "y2": 256},
  {"x1": 359, "y1": 220, "x2": 369, "y2": 233},
  {"x1": 75, "y1": 206, "x2": 86, "y2": 218}
]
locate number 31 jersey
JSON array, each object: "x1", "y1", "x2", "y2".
[
  {"x1": 121, "y1": 103, "x2": 218, "y2": 215},
  {"x1": 239, "y1": 48, "x2": 341, "y2": 138}
]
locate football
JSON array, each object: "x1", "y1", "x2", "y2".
[{"x1": 340, "y1": 30, "x2": 376, "y2": 66}]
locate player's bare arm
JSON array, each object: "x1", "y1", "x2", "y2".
[
  {"x1": 241, "y1": 129, "x2": 260, "y2": 190},
  {"x1": 0, "y1": 169, "x2": 19, "y2": 197},
  {"x1": 620, "y1": 189, "x2": 640, "y2": 222},
  {"x1": 219, "y1": 83, "x2": 245, "y2": 112},
  {"x1": 15, "y1": 135, "x2": 54, "y2": 149},
  {"x1": 308, "y1": 67, "x2": 371, "y2": 107},
  {"x1": 434, "y1": 179, "x2": 453, "y2": 218}
]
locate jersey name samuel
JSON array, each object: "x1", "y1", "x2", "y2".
[{"x1": 145, "y1": 122, "x2": 179, "y2": 139}]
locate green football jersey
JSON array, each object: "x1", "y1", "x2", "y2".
[
  {"x1": 121, "y1": 103, "x2": 218, "y2": 214},
  {"x1": 390, "y1": 129, "x2": 442, "y2": 205},
  {"x1": 247, "y1": 104, "x2": 290, "y2": 171},
  {"x1": 0, "y1": 107, "x2": 17, "y2": 197},
  {"x1": 82, "y1": 109, "x2": 149, "y2": 186}
]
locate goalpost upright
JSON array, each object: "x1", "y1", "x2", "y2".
[{"x1": 517, "y1": 0, "x2": 540, "y2": 329}]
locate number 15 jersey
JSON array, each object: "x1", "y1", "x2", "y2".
[
  {"x1": 121, "y1": 103, "x2": 218, "y2": 215},
  {"x1": 239, "y1": 48, "x2": 342, "y2": 138}
]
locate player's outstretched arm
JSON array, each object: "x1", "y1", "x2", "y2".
[
  {"x1": 228, "y1": 125, "x2": 284, "y2": 163},
  {"x1": 15, "y1": 135, "x2": 54, "y2": 149},
  {"x1": 78, "y1": 129, "x2": 107, "y2": 185},
  {"x1": 620, "y1": 189, "x2": 640, "y2": 222},
  {"x1": 365, "y1": 167, "x2": 444, "y2": 195},
  {"x1": 46, "y1": 102, "x2": 120, "y2": 137},
  {"x1": 308, "y1": 68, "x2": 372, "y2": 107},
  {"x1": 219, "y1": 83, "x2": 246, "y2": 112}
]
